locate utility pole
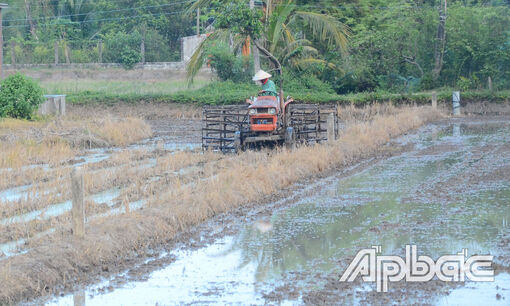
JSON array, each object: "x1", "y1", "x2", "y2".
[
  {"x1": 0, "y1": 3, "x2": 7, "y2": 79},
  {"x1": 55, "y1": 41, "x2": 59, "y2": 65},
  {"x1": 98, "y1": 40, "x2": 102, "y2": 63},
  {"x1": 433, "y1": 0, "x2": 447, "y2": 80},
  {"x1": 140, "y1": 38, "x2": 145, "y2": 64},
  {"x1": 196, "y1": 8, "x2": 200, "y2": 36},
  {"x1": 10, "y1": 41, "x2": 15, "y2": 68},
  {"x1": 249, "y1": 0, "x2": 261, "y2": 72}
]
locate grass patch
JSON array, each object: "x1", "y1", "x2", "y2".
[
  {"x1": 41, "y1": 79, "x2": 210, "y2": 95},
  {"x1": 0, "y1": 141, "x2": 75, "y2": 169},
  {"x1": 0, "y1": 118, "x2": 45, "y2": 131},
  {"x1": 166, "y1": 84, "x2": 510, "y2": 105},
  {"x1": 40, "y1": 79, "x2": 210, "y2": 105},
  {"x1": 61, "y1": 80, "x2": 510, "y2": 106},
  {"x1": 36, "y1": 71, "x2": 510, "y2": 107}
]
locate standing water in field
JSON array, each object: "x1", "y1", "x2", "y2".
[{"x1": 48, "y1": 118, "x2": 510, "y2": 305}]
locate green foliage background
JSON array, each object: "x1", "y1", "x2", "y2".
[{"x1": 2, "y1": 0, "x2": 509, "y2": 92}]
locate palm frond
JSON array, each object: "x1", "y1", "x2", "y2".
[
  {"x1": 292, "y1": 58, "x2": 338, "y2": 71},
  {"x1": 232, "y1": 34, "x2": 250, "y2": 54},
  {"x1": 281, "y1": 23, "x2": 296, "y2": 45},
  {"x1": 186, "y1": 0, "x2": 215, "y2": 16},
  {"x1": 186, "y1": 29, "x2": 230, "y2": 85},
  {"x1": 282, "y1": 45, "x2": 318, "y2": 64},
  {"x1": 268, "y1": 1, "x2": 296, "y2": 53},
  {"x1": 300, "y1": 46, "x2": 319, "y2": 56},
  {"x1": 293, "y1": 11, "x2": 350, "y2": 54},
  {"x1": 280, "y1": 38, "x2": 312, "y2": 54}
]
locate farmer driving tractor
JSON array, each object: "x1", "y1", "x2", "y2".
[{"x1": 252, "y1": 70, "x2": 278, "y2": 97}]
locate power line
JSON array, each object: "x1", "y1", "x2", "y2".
[
  {"x1": 3, "y1": 1, "x2": 193, "y2": 24},
  {"x1": 4, "y1": 0, "x2": 185, "y2": 10},
  {"x1": 3, "y1": 8, "x2": 189, "y2": 29},
  {"x1": 3, "y1": 1, "x2": 507, "y2": 28}
]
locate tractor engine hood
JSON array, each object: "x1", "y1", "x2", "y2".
[{"x1": 249, "y1": 96, "x2": 280, "y2": 110}]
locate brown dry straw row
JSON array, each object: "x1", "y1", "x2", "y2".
[
  {"x1": 0, "y1": 106, "x2": 443, "y2": 304},
  {"x1": 0, "y1": 197, "x2": 128, "y2": 246},
  {"x1": 0, "y1": 149, "x2": 220, "y2": 221},
  {"x1": 0, "y1": 148, "x2": 154, "y2": 191},
  {"x1": 0, "y1": 116, "x2": 152, "y2": 169},
  {"x1": 0, "y1": 151, "x2": 224, "y2": 247}
]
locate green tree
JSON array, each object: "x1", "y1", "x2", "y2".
[
  {"x1": 186, "y1": 0, "x2": 349, "y2": 87},
  {"x1": 103, "y1": 31, "x2": 142, "y2": 69}
]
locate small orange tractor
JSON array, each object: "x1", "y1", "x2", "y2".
[{"x1": 202, "y1": 91, "x2": 338, "y2": 152}]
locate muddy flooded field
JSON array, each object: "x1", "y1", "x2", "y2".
[
  {"x1": 41, "y1": 115, "x2": 510, "y2": 305},
  {"x1": 0, "y1": 103, "x2": 204, "y2": 259}
]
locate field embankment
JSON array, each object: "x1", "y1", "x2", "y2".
[
  {"x1": 8, "y1": 67, "x2": 510, "y2": 106},
  {"x1": 0, "y1": 104, "x2": 443, "y2": 304},
  {"x1": 61, "y1": 80, "x2": 510, "y2": 106}
]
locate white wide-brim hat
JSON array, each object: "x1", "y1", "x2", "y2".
[{"x1": 252, "y1": 70, "x2": 272, "y2": 81}]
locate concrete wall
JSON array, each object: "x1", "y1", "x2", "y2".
[
  {"x1": 4, "y1": 62, "x2": 187, "y2": 71},
  {"x1": 181, "y1": 34, "x2": 207, "y2": 62},
  {"x1": 4, "y1": 34, "x2": 208, "y2": 71},
  {"x1": 38, "y1": 95, "x2": 66, "y2": 116}
]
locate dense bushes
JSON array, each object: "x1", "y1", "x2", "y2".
[
  {"x1": 104, "y1": 31, "x2": 142, "y2": 69},
  {"x1": 171, "y1": 81, "x2": 256, "y2": 104},
  {"x1": 283, "y1": 73, "x2": 336, "y2": 95},
  {"x1": 327, "y1": 3, "x2": 510, "y2": 94},
  {"x1": 0, "y1": 74, "x2": 45, "y2": 119},
  {"x1": 64, "y1": 78, "x2": 510, "y2": 107},
  {"x1": 207, "y1": 43, "x2": 253, "y2": 83},
  {"x1": 2, "y1": 1, "x2": 509, "y2": 93}
]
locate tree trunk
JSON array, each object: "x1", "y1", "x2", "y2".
[
  {"x1": 196, "y1": 8, "x2": 200, "y2": 36},
  {"x1": 10, "y1": 41, "x2": 16, "y2": 67},
  {"x1": 252, "y1": 41, "x2": 261, "y2": 72},
  {"x1": 141, "y1": 38, "x2": 145, "y2": 64},
  {"x1": 64, "y1": 42, "x2": 71, "y2": 64},
  {"x1": 55, "y1": 41, "x2": 59, "y2": 65},
  {"x1": 0, "y1": 8, "x2": 3, "y2": 79},
  {"x1": 98, "y1": 40, "x2": 103, "y2": 63},
  {"x1": 24, "y1": 0, "x2": 38, "y2": 40},
  {"x1": 433, "y1": 0, "x2": 447, "y2": 80},
  {"x1": 249, "y1": 0, "x2": 261, "y2": 72}
]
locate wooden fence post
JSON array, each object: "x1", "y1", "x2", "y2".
[
  {"x1": 327, "y1": 113, "x2": 336, "y2": 142},
  {"x1": 71, "y1": 167, "x2": 85, "y2": 238},
  {"x1": 64, "y1": 42, "x2": 71, "y2": 64},
  {"x1": 285, "y1": 127, "x2": 295, "y2": 149},
  {"x1": 98, "y1": 40, "x2": 103, "y2": 63},
  {"x1": 140, "y1": 38, "x2": 145, "y2": 64},
  {"x1": 54, "y1": 41, "x2": 59, "y2": 65},
  {"x1": 10, "y1": 41, "x2": 15, "y2": 67},
  {"x1": 73, "y1": 291, "x2": 85, "y2": 306},
  {"x1": 431, "y1": 91, "x2": 437, "y2": 109}
]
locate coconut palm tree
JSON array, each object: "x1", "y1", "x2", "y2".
[{"x1": 186, "y1": 0, "x2": 349, "y2": 85}]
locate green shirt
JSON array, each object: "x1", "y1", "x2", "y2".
[{"x1": 261, "y1": 79, "x2": 278, "y2": 96}]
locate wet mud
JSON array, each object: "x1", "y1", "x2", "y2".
[{"x1": 42, "y1": 115, "x2": 510, "y2": 305}]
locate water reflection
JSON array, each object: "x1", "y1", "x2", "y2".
[
  {"x1": 47, "y1": 123, "x2": 510, "y2": 305},
  {"x1": 222, "y1": 123, "x2": 510, "y2": 293},
  {"x1": 453, "y1": 122, "x2": 461, "y2": 137}
]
